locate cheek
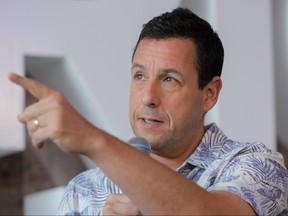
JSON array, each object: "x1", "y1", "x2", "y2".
[
  {"x1": 168, "y1": 95, "x2": 204, "y2": 126},
  {"x1": 129, "y1": 88, "x2": 139, "y2": 108}
]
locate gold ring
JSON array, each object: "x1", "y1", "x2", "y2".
[{"x1": 33, "y1": 119, "x2": 40, "y2": 129}]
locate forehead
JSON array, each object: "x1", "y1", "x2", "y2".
[{"x1": 133, "y1": 38, "x2": 197, "y2": 71}]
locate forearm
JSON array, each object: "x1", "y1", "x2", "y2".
[{"x1": 86, "y1": 131, "x2": 254, "y2": 215}]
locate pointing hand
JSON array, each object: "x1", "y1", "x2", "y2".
[{"x1": 8, "y1": 72, "x2": 97, "y2": 154}]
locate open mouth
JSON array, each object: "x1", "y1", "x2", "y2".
[{"x1": 141, "y1": 118, "x2": 163, "y2": 124}]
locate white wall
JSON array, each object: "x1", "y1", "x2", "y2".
[{"x1": 216, "y1": 0, "x2": 276, "y2": 149}]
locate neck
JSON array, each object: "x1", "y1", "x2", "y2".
[
  {"x1": 150, "y1": 126, "x2": 205, "y2": 170},
  {"x1": 150, "y1": 141, "x2": 198, "y2": 171},
  {"x1": 150, "y1": 154, "x2": 184, "y2": 171}
]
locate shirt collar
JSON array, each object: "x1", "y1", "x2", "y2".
[{"x1": 180, "y1": 123, "x2": 228, "y2": 170}]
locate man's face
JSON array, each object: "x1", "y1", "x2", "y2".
[{"x1": 130, "y1": 38, "x2": 206, "y2": 158}]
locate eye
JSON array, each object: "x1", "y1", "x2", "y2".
[
  {"x1": 133, "y1": 73, "x2": 145, "y2": 81},
  {"x1": 163, "y1": 76, "x2": 179, "y2": 83}
]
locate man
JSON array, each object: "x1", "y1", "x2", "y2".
[{"x1": 9, "y1": 8, "x2": 287, "y2": 215}]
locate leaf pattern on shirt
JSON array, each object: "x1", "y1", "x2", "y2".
[{"x1": 58, "y1": 123, "x2": 288, "y2": 216}]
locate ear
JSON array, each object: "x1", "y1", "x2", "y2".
[{"x1": 203, "y1": 76, "x2": 222, "y2": 113}]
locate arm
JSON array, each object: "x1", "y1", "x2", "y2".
[
  {"x1": 9, "y1": 73, "x2": 255, "y2": 215},
  {"x1": 89, "y1": 131, "x2": 255, "y2": 215}
]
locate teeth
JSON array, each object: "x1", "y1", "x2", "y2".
[{"x1": 144, "y1": 118, "x2": 157, "y2": 123}]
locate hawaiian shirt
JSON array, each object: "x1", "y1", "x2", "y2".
[{"x1": 58, "y1": 123, "x2": 288, "y2": 215}]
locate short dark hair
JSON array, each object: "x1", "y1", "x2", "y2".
[{"x1": 132, "y1": 8, "x2": 224, "y2": 89}]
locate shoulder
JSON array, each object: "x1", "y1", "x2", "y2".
[
  {"x1": 200, "y1": 124, "x2": 288, "y2": 215},
  {"x1": 209, "y1": 140, "x2": 288, "y2": 215},
  {"x1": 221, "y1": 139, "x2": 286, "y2": 169},
  {"x1": 216, "y1": 138, "x2": 287, "y2": 188}
]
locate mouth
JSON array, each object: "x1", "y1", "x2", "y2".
[
  {"x1": 142, "y1": 118, "x2": 162, "y2": 123},
  {"x1": 135, "y1": 109, "x2": 166, "y2": 130},
  {"x1": 142, "y1": 118, "x2": 161, "y2": 124}
]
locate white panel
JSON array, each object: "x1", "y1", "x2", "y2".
[
  {"x1": 24, "y1": 187, "x2": 66, "y2": 215},
  {"x1": 216, "y1": 0, "x2": 276, "y2": 149}
]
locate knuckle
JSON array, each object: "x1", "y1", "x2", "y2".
[
  {"x1": 51, "y1": 119, "x2": 63, "y2": 135},
  {"x1": 53, "y1": 91, "x2": 65, "y2": 103},
  {"x1": 48, "y1": 91, "x2": 65, "y2": 108}
]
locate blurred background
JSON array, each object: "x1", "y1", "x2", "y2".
[{"x1": 0, "y1": 0, "x2": 287, "y2": 215}]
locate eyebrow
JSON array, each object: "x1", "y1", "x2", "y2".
[
  {"x1": 131, "y1": 63, "x2": 145, "y2": 70},
  {"x1": 131, "y1": 63, "x2": 184, "y2": 80},
  {"x1": 161, "y1": 68, "x2": 183, "y2": 77},
  {"x1": 132, "y1": 63, "x2": 182, "y2": 75}
]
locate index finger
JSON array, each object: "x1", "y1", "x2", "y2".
[{"x1": 8, "y1": 72, "x2": 52, "y2": 100}]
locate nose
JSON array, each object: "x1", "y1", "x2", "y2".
[{"x1": 142, "y1": 80, "x2": 160, "y2": 108}]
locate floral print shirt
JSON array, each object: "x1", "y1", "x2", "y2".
[{"x1": 58, "y1": 123, "x2": 288, "y2": 215}]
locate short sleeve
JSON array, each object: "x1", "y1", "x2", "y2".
[{"x1": 207, "y1": 151, "x2": 288, "y2": 215}]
